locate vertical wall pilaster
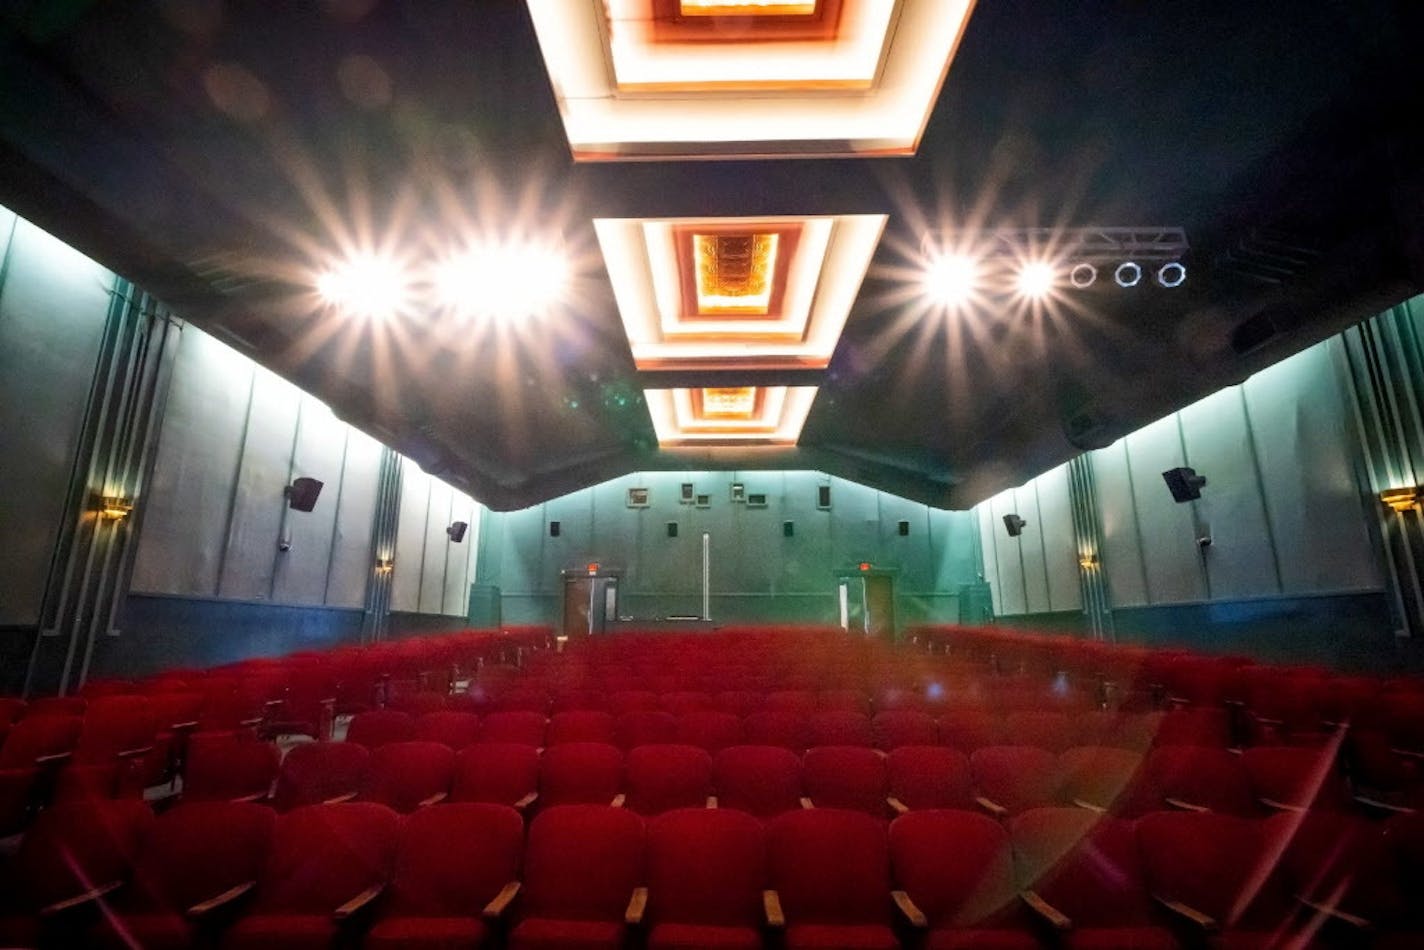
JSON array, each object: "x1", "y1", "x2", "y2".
[
  {"x1": 1067, "y1": 454, "x2": 1114, "y2": 640},
  {"x1": 361, "y1": 446, "x2": 403, "y2": 643}
]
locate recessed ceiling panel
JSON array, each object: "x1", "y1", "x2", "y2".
[
  {"x1": 646, "y1": 385, "x2": 819, "y2": 445},
  {"x1": 526, "y1": 0, "x2": 976, "y2": 158},
  {"x1": 596, "y1": 213, "x2": 885, "y2": 370}
]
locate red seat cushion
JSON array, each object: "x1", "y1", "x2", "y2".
[
  {"x1": 1068, "y1": 927, "x2": 1179, "y2": 950},
  {"x1": 90, "y1": 912, "x2": 191, "y2": 950},
  {"x1": 648, "y1": 922, "x2": 762, "y2": 949},
  {"x1": 926, "y1": 928, "x2": 1039, "y2": 950},
  {"x1": 365, "y1": 915, "x2": 490, "y2": 949},
  {"x1": 220, "y1": 913, "x2": 338, "y2": 950},
  {"x1": 785, "y1": 923, "x2": 899, "y2": 949},
  {"x1": 509, "y1": 917, "x2": 625, "y2": 950}
]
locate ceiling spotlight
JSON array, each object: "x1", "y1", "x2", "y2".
[
  {"x1": 1114, "y1": 261, "x2": 1142, "y2": 288},
  {"x1": 435, "y1": 241, "x2": 569, "y2": 319},
  {"x1": 316, "y1": 253, "x2": 410, "y2": 320},
  {"x1": 923, "y1": 254, "x2": 978, "y2": 306},
  {"x1": 1068, "y1": 263, "x2": 1098, "y2": 289},
  {"x1": 1016, "y1": 262, "x2": 1056, "y2": 299},
  {"x1": 1157, "y1": 262, "x2": 1187, "y2": 288}
]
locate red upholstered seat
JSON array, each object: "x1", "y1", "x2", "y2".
[
  {"x1": 89, "y1": 801, "x2": 276, "y2": 950},
  {"x1": 1142, "y1": 745, "x2": 1258, "y2": 816},
  {"x1": 714, "y1": 745, "x2": 804, "y2": 817},
  {"x1": 767, "y1": 808, "x2": 896, "y2": 950},
  {"x1": 539, "y1": 742, "x2": 623, "y2": 806},
  {"x1": 616, "y1": 710, "x2": 678, "y2": 750},
  {"x1": 364, "y1": 741, "x2": 454, "y2": 812},
  {"x1": 970, "y1": 746, "x2": 1060, "y2": 818},
  {"x1": 743, "y1": 711, "x2": 810, "y2": 752},
  {"x1": 660, "y1": 691, "x2": 714, "y2": 715},
  {"x1": 547, "y1": 711, "x2": 616, "y2": 746},
  {"x1": 271, "y1": 740, "x2": 369, "y2": 811},
  {"x1": 1154, "y1": 707, "x2": 1233, "y2": 748},
  {"x1": 510, "y1": 805, "x2": 644, "y2": 950},
  {"x1": 625, "y1": 744, "x2": 713, "y2": 815},
  {"x1": 182, "y1": 731, "x2": 279, "y2": 803},
  {"x1": 609, "y1": 691, "x2": 660, "y2": 715},
  {"x1": 1057, "y1": 746, "x2": 1144, "y2": 814},
  {"x1": 450, "y1": 742, "x2": 539, "y2": 809},
  {"x1": 715, "y1": 691, "x2": 761, "y2": 716},
  {"x1": 1241, "y1": 744, "x2": 1350, "y2": 813},
  {"x1": 366, "y1": 803, "x2": 523, "y2": 950},
  {"x1": 886, "y1": 746, "x2": 974, "y2": 812},
  {"x1": 492, "y1": 688, "x2": 548, "y2": 715},
  {"x1": 873, "y1": 711, "x2": 938, "y2": 750},
  {"x1": 344, "y1": 709, "x2": 416, "y2": 749},
  {"x1": 1073, "y1": 711, "x2": 1164, "y2": 752},
  {"x1": 221, "y1": 802, "x2": 399, "y2": 950},
  {"x1": 676, "y1": 711, "x2": 744, "y2": 752},
  {"x1": 766, "y1": 691, "x2": 818, "y2": 715},
  {"x1": 936, "y1": 709, "x2": 1002, "y2": 752},
  {"x1": 414, "y1": 711, "x2": 483, "y2": 750},
  {"x1": 1267, "y1": 809, "x2": 1400, "y2": 935},
  {"x1": 807, "y1": 711, "x2": 875, "y2": 749},
  {"x1": 646, "y1": 808, "x2": 766, "y2": 950},
  {"x1": 1004, "y1": 711, "x2": 1076, "y2": 753},
  {"x1": 802, "y1": 745, "x2": 888, "y2": 815},
  {"x1": 477, "y1": 711, "x2": 547, "y2": 747}
]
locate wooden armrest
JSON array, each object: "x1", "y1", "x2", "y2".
[
  {"x1": 513, "y1": 791, "x2": 538, "y2": 811},
  {"x1": 483, "y1": 880, "x2": 521, "y2": 920},
  {"x1": 34, "y1": 751, "x2": 72, "y2": 766},
  {"x1": 1164, "y1": 797, "x2": 1211, "y2": 813},
  {"x1": 1392, "y1": 747, "x2": 1424, "y2": 761},
  {"x1": 1071, "y1": 797, "x2": 1107, "y2": 814},
  {"x1": 763, "y1": 890, "x2": 785, "y2": 928},
  {"x1": 171, "y1": 720, "x2": 200, "y2": 731},
  {"x1": 625, "y1": 886, "x2": 648, "y2": 925},
  {"x1": 230, "y1": 791, "x2": 268, "y2": 803},
  {"x1": 417, "y1": 791, "x2": 448, "y2": 807},
  {"x1": 40, "y1": 881, "x2": 123, "y2": 917},
  {"x1": 1021, "y1": 890, "x2": 1072, "y2": 930},
  {"x1": 1295, "y1": 896, "x2": 1372, "y2": 930},
  {"x1": 324, "y1": 791, "x2": 360, "y2": 804},
  {"x1": 1259, "y1": 797, "x2": 1305, "y2": 813},
  {"x1": 799, "y1": 797, "x2": 815, "y2": 809},
  {"x1": 706, "y1": 795, "x2": 718, "y2": 808},
  {"x1": 188, "y1": 881, "x2": 255, "y2": 918},
  {"x1": 117, "y1": 744, "x2": 156, "y2": 759},
  {"x1": 1155, "y1": 896, "x2": 1218, "y2": 932},
  {"x1": 611, "y1": 793, "x2": 626, "y2": 808},
  {"x1": 892, "y1": 890, "x2": 928, "y2": 928},
  {"x1": 334, "y1": 883, "x2": 385, "y2": 921},
  {"x1": 975, "y1": 795, "x2": 1008, "y2": 818},
  {"x1": 1352, "y1": 794, "x2": 1417, "y2": 815},
  {"x1": 240, "y1": 717, "x2": 264, "y2": 728},
  {"x1": 887, "y1": 796, "x2": 909, "y2": 815}
]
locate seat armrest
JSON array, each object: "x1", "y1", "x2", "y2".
[
  {"x1": 1021, "y1": 890, "x2": 1072, "y2": 930},
  {"x1": 887, "y1": 796, "x2": 909, "y2": 815},
  {"x1": 230, "y1": 791, "x2": 269, "y2": 804},
  {"x1": 1155, "y1": 896, "x2": 1218, "y2": 932},
  {"x1": 1296, "y1": 896, "x2": 1372, "y2": 931},
  {"x1": 1164, "y1": 797, "x2": 1211, "y2": 813},
  {"x1": 171, "y1": 720, "x2": 200, "y2": 731},
  {"x1": 706, "y1": 795, "x2": 718, "y2": 808},
  {"x1": 333, "y1": 883, "x2": 385, "y2": 921},
  {"x1": 1352, "y1": 794, "x2": 1418, "y2": 815},
  {"x1": 417, "y1": 791, "x2": 448, "y2": 807},
  {"x1": 513, "y1": 791, "x2": 538, "y2": 811},
  {"x1": 763, "y1": 890, "x2": 786, "y2": 928},
  {"x1": 1070, "y1": 797, "x2": 1106, "y2": 814},
  {"x1": 117, "y1": 744, "x2": 156, "y2": 760},
  {"x1": 799, "y1": 797, "x2": 814, "y2": 809},
  {"x1": 483, "y1": 881, "x2": 521, "y2": 920},
  {"x1": 975, "y1": 795, "x2": 1008, "y2": 818},
  {"x1": 1259, "y1": 796, "x2": 1304, "y2": 813},
  {"x1": 40, "y1": 881, "x2": 123, "y2": 917},
  {"x1": 611, "y1": 793, "x2": 626, "y2": 808},
  {"x1": 892, "y1": 890, "x2": 928, "y2": 929},
  {"x1": 34, "y1": 751, "x2": 72, "y2": 766},
  {"x1": 625, "y1": 886, "x2": 649, "y2": 925},
  {"x1": 323, "y1": 791, "x2": 359, "y2": 804},
  {"x1": 188, "y1": 881, "x2": 255, "y2": 918}
]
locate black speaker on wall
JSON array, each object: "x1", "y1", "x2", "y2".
[
  {"x1": 1162, "y1": 467, "x2": 1207, "y2": 502},
  {"x1": 783, "y1": 520, "x2": 795, "y2": 537},
  {"x1": 897, "y1": 520, "x2": 910, "y2": 536},
  {"x1": 1003, "y1": 513, "x2": 1027, "y2": 537},
  {"x1": 286, "y1": 477, "x2": 324, "y2": 512},
  {"x1": 446, "y1": 521, "x2": 468, "y2": 543},
  {"x1": 549, "y1": 521, "x2": 561, "y2": 537},
  {"x1": 666, "y1": 522, "x2": 679, "y2": 538}
]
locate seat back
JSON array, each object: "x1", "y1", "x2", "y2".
[
  {"x1": 872, "y1": 711, "x2": 938, "y2": 751},
  {"x1": 272, "y1": 741, "x2": 370, "y2": 811},
  {"x1": 886, "y1": 746, "x2": 973, "y2": 811},
  {"x1": 1144, "y1": 746, "x2": 1257, "y2": 816},
  {"x1": 713, "y1": 745, "x2": 803, "y2": 817},
  {"x1": 802, "y1": 745, "x2": 887, "y2": 814},
  {"x1": 182, "y1": 732, "x2": 279, "y2": 802},
  {"x1": 971, "y1": 746, "x2": 1060, "y2": 816},
  {"x1": 937, "y1": 709, "x2": 1002, "y2": 752},
  {"x1": 767, "y1": 808, "x2": 890, "y2": 926},
  {"x1": 547, "y1": 710, "x2": 616, "y2": 746},
  {"x1": 414, "y1": 711, "x2": 482, "y2": 750},
  {"x1": 13, "y1": 799, "x2": 153, "y2": 909},
  {"x1": 0, "y1": 714, "x2": 82, "y2": 767},
  {"x1": 615, "y1": 711, "x2": 678, "y2": 750},
  {"x1": 675, "y1": 711, "x2": 743, "y2": 752},
  {"x1": 807, "y1": 711, "x2": 874, "y2": 748},
  {"x1": 1241, "y1": 745, "x2": 1349, "y2": 812},
  {"x1": 539, "y1": 742, "x2": 623, "y2": 806},
  {"x1": 73, "y1": 696, "x2": 157, "y2": 763},
  {"x1": 625, "y1": 744, "x2": 713, "y2": 815},
  {"x1": 127, "y1": 801, "x2": 275, "y2": 912},
  {"x1": 1136, "y1": 811, "x2": 1293, "y2": 930},
  {"x1": 450, "y1": 742, "x2": 539, "y2": 806},
  {"x1": 522, "y1": 805, "x2": 644, "y2": 921},
  {"x1": 647, "y1": 808, "x2": 765, "y2": 928},
  {"x1": 1004, "y1": 711, "x2": 1076, "y2": 752},
  {"x1": 742, "y1": 711, "x2": 809, "y2": 752},
  {"x1": 385, "y1": 803, "x2": 523, "y2": 916},
  {"x1": 1010, "y1": 808, "x2": 1156, "y2": 927},
  {"x1": 477, "y1": 710, "x2": 547, "y2": 747},
  {"x1": 252, "y1": 802, "x2": 399, "y2": 913},
  {"x1": 344, "y1": 710, "x2": 416, "y2": 749},
  {"x1": 1057, "y1": 746, "x2": 1143, "y2": 813},
  {"x1": 365, "y1": 741, "x2": 454, "y2": 812},
  {"x1": 889, "y1": 809, "x2": 1015, "y2": 929}
]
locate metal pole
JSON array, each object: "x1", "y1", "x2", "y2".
[{"x1": 701, "y1": 532, "x2": 710, "y2": 621}]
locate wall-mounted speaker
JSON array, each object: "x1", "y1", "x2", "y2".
[
  {"x1": 1003, "y1": 513, "x2": 1027, "y2": 537},
  {"x1": 666, "y1": 522, "x2": 679, "y2": 538},
  {"x1": 897, "y1": 520, "x2": 910, "y2": 536},
  {"x1": 783, "y1": 520, "x2": 795, "y2": 538},
  {"x1": 817, "y1": 484, "x2": 832, "y2": 509},
  {"x1": 447, "y1": 521, "x2": 468, "y2": 543},
  {"x1": 549, "y1": 521, "x2": 561, "y2": 537},
  {"x1": 286, "y1": 477, "x2": 324, "y2": 512},
  {"x1": 1162, "y1": 467, "x2": 1207, "y2": 502}
]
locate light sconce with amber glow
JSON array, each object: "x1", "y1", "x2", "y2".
[
  {"x1": 1380, "y1": 487, "x2": 1422, "y2": 513},
  {"x1": 375, "y1": 557, "x2": 395, "y2": 574},
  {"x1": 1078, "y1": 553, "x2": 1099, "y2": 570},
  {"x1": 98, "y1": 495, "x2": 135, "y2": 520}
]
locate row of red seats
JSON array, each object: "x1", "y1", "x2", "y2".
[{"x1": 6, "y1": 799, "x2": 1423, "y2": 948}]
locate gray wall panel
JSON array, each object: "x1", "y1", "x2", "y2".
[
  {"x1": 418, "y1": 478, "x2": 453, "y2": 613},
  {"x1": 1014, "y1": 484, "x2": 1051, "y2": 613},
  {"x1": 1094, "y1": 440, "x2": 1149, "y2": 608},
  {"x1": 444, "y1": 492, "x2": 476, "y2": 616},
  {"x1": 391, "y1": 458, "x2": 431, "y2": 613},
  {"x1": 1036, "y1": 465, "x2": 1083, "y2": 612},
  {"x1": 325, "y1": 429, "x2": 381, "y2": 608},
  {"x1": 271, "y1": 397, "x2": 347, "y2": 605},
  {"x1": 1125, "y1": 415, "x2": 1206, "y2": 604}
]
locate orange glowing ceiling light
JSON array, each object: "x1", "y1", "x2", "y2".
[
  {"x1": 700, "y1": 386, "x2": 759, "y2": 418},
  {"x1": 679, "y1": 0, "x2": 819, "y2": 15},
  {"x1": 645, "y1": 386, "x2": 818, "y2": 445},
  {"x1": 693, "y1": 233, "x2": 779, "y2": 314}
]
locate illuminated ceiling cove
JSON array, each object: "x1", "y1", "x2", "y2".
[
  {"x1": 646, "y1": 386, "x2": 819, "y2": 445},
  {"x1": 526, "y1": 0, "x2": 978, "y2": 158}
]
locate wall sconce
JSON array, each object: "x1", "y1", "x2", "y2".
[
  {"x1": 375, "y1": 557, "x2": 394, "y2": 574},
  {"x1": 1380, "y1": 487, "x2": 1422, "y2": 513},
  {"x1": 1078, "y1": 553, "x2": 1099, "y2": 569},
  {"x1": 98, "y1": 495, "x2": 134, "y2": 520}
]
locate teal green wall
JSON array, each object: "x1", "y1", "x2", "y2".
[{"x1": 475, "y1": 470, "x2": 981, "y2": 629}]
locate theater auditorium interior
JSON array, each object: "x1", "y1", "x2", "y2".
[{"x1": 1, "y1": 1, "x2": 1423, "y2": 947}]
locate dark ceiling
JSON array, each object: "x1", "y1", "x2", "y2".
[{"x1": 1, "y1": 0, "x2": 1420, "y2": 510}]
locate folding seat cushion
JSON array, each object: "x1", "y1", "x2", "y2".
[
  {"x1": 873, "y1": 711, "x2": 938, "y2": 751},
  {"x1": 510, "y1": 805, "x2": 645, "y2": 950},
  {"x1": 888, "y1": 809, "x2": 1035, "y2": 950},
  {"x1": 221, "y1": 802, "x2": 400, "y2": 950},
  {"x1": 1010, "y1": 808, "x2": 1176, "y2": 949},
  {"x1": 477, "y1": 710, "x2": 547, "y2": 747},
  {"x1": 1004, "y1": 711, "x2": 1076, "y2": 753},
  {"x1": 970, "y1": 746, "x2": 1061, "y2": 818},
  {"x1": 547, "y1": 711, "x2": 616, "y2": 746},
  {"x1": 646, "y1": 808, "x2": 767, "y2": 950},
  {"x1": 616, "y1": 710, "x2": 678, "y2": 750},
  {"x1": 936, "y1": 709, "x2": 1002, "y2": 752},
  {"x1": 886, "y1": 746, "x2": 974, "y2": 813},
  {"x1": 182, "y1": 731, "x2": 279, "y2": 802},
  {"x1": 364, "y1": 741, "x2": 455, "y2": 812},
  {"x1": 802, "y1": 746, "x2": 888, "y2": 815},
  {"x1": 714, "y1": 745, "x2": 805, "y2": 817},
  {"x1": 1142, "y1": 746, "x2": 1258, "y2": 816},
  {"x1": 743, "y1": 711, "x2": 810, "y2": 752},
  {"x1": 675, "y1": 711, "x2": 743, "y2": 752},
  {"x1": 366, "y1": 804, "x2": 524, "y2": 950},
  {"x1": 660, "y1": 691, "x2": 713, "y2": 715},
  {"x1": 1241, "y1": 744, "x2": 1350, "y2": 812},
  {"x1": 539, "y1": 742, "x2": 624, "y2": 806},
  {"x1": 1153, "y1": 707, "x2": 1233, "y2": 747},
  {"x1": 766, "y1": 808, "x2": 897, "y2": 950},
  {"x1": 807, "y1": 711, "x2": 875, "y2": 749},
  {"x1": 345, "y1": 710, "x2": 416, "y2": 749},
  {"x1": 89, "y1": 802, "x2": 276, "y2": 950},
  {"x1": 271, "y1": 741, "x2": 370, "y2": 811},
  {"x1": 1057, "y1": 746, "x2": 1144, "y2": 815},
  {"x1": 1136, "y1": 811, "x2": 1302, "y2": 947},
  {"x1": 609, "y1": 690, "x2": 660, "y2": 715},
  {"x1": 626, "y1": 745, "x2": 713, "y2": 815},
  {"x1": 450, "y1": 742, "x2": 540, "y2": 810},
  {"x1": 414, "y1": 711, "x2": 483, "y2": 750}
]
